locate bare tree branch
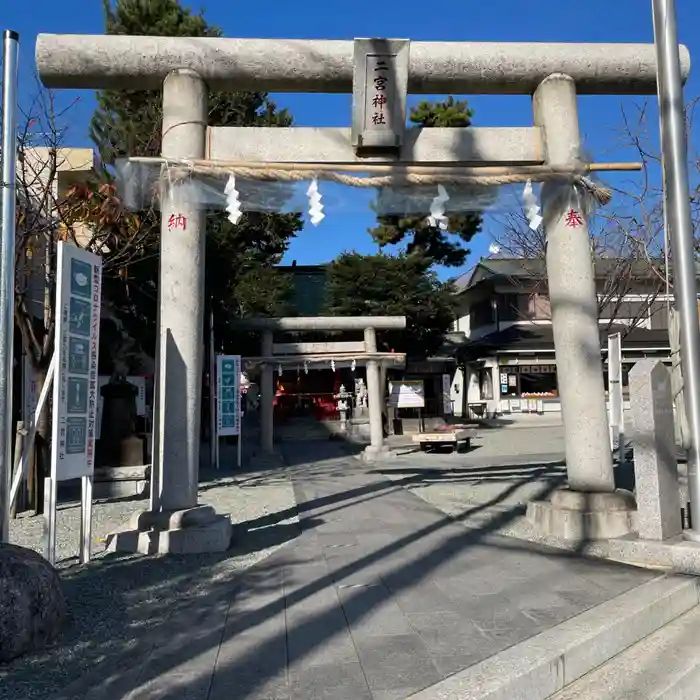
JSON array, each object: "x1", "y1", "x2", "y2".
[
  {"x1": 487, "y1": 97, "x2": 697, "y2": 336},
  {"x1": 10, "y1": 82, "x2": 155, "y2": 372}
]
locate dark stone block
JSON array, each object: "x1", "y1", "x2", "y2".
[{"x1": 0, "y1": 543, "x2": 66, "y2": 662}]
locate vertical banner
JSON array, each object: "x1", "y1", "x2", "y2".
[
  {"x1": 216, "y1": 355, "x2": 241, "y2": 437},
  {"x1": 51, "y1": 242, "x2": 102, "y2": 481},
  {"x1": 607, "y1": 332, "x2": 624, "y2": 458},
  {"x1": 441, "y1": 373, "x2": 453, "y2": 415}
]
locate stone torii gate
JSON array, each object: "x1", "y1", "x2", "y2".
[
  {"x1": 36, "y1": 35, "x2": 690, "y2": 553},
  {"x1": 234, "y1": 315, "x2": 406, "y2": 459}
]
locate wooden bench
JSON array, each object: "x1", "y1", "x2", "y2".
[{"x1": 412, "y1": 429, "x2": 478, "y2": 453}]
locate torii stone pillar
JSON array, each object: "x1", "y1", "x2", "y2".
[
  {"x1": 111, "y1": 71, "x2": 231, "y2": 553},
  {"x1": 526, "y1": 74, "x2": 639, "y2": 541},
  {"x1": 534, "y1": 74, "x2": 615, "y2": 493},
  {"x1": 155, "y1": 69, "x2": 208, "y2": 509},
  {"x1": 363, "y1": 327, "x2": 387, "y2": 459}
]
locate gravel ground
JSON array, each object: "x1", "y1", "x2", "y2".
[{"x1": 1, "y1": 467, "x2": 298, "y2": 700}]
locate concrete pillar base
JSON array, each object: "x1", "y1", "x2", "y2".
[
  {"x1": 361, "y1": 445, "x2": 394, "y2": 462},
  {"x1": 105, "y1": 505, "x2": 232, "y2": 555},
  {"x1": 526, "y1": 488, "x2": 638, "y2": 541},
  {"x1": 92, "y1": 465, "x2": 150, "y2": 500}
]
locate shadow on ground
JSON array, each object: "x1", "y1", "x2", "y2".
[{"x1": 0, "y1": 440, "x2": 658, "y2": 700}]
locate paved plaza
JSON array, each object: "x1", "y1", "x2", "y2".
[{"x1": 48, "y1": 437, "x2": 663, "y2": 700}]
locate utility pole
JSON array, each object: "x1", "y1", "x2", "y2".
[
  {"x1": 651, "y1": 0, "x2": 700, "y2": 538},
  {"x1": 0, "y1": 30, "x2": 20, "y2": 542}
]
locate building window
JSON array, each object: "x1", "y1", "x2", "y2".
[
  {"x1": 498, "y1": 294, "x2": 521, "y2": 322},
  {"x1": 497, "y1": 294, "x2": 536, "y2": 322},
  {"x1": 599, "y1": 299, "x2": 649, "y2": 322},
  {"x1": 498, "y1": 365, "x2": 558, "y2": 398},
  {"x1": 520, "y1": 369, "x2": 558, "y2": 396},
  {"x1": 649, "y1": 302, "x2": 670, "y2": 330},
  {"x1": 499, "y1": 370, "x2": 519, "y2": 397},
  {"x1": 470, "y1": 300, "x2": 494, "y2": 329},
  {"x1": 529, "y1": 293, "x2": 551, "y2": 319},
  {"x1": 603, "y1": 363, "x2": 632, "y2": 397}
]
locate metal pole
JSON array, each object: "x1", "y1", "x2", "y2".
[
  {"x1": 79, "y1": 475, "x2": 93, "y2": 564},
  {"x1": 0, "y1": 30, "x2": 20, "y2": 543},
  {"x1": 43, "y1": 475, "x2": 56, "y2": 564},
  {"x1": 607, "y1": 334, "x2": 621, "y2": 451},
  {"x1": 652, "y1": 0, "x2": 700, "y2": 539}
]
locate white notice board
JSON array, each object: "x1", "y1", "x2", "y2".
[
  {"x1": 388, "y1": 380, "x2": 425, "y2": 408},
  {"x1": 50, "y1": 242, "x2": 102, "y2": 481},
  {"x1": 217, "y1": 355, "x2": 241, "y2": 437}
]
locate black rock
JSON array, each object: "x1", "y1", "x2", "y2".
[{"x1": 0, "y1": 543, "x2": 66, "y2": 662}]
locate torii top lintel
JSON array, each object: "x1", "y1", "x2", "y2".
[{"x1": 35, "y1": 35, "x2": 690, "y2": 96}]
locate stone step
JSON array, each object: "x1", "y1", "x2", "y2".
[
  {"x1": 548, "y1": 603, "x2": 700, "y2": 699},
  {"x1": 406, "y1": 575, "x2": 700, "y2": 700}
]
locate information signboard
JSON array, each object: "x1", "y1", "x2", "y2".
[
  {"x1": 50, "y1": 242, "x2": 102, "y2": 481},
  {"x1": 216, "y1": 354, "x2": 241, "y2": 437},
  {"x1": 388, "y1": 380, "x2": 425, "y2": 409}
]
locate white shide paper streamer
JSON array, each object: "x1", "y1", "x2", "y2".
[
  {"x1": 427, "y1": 185, "x2": 450, "y2": 230},
  {"x1": 307, "y1": 178, "x2": 325, "y2": 226},
  {"x1": 522, "y1": 179, "x2": 543, "y2": 231},
  {"x1": 224, "y1": 174, "x2": 243, "y2": 224}
]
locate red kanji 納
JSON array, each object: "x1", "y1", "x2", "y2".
[{"x1": 168, "y1": 213, "x2": 187, "y2": 231}]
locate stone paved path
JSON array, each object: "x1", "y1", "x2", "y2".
[{"x1": 58, "y1": 441, "x2": 659, "y2": 700}]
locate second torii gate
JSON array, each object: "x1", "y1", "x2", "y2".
[{"x1": 234, "y1": 315, "x2": 406, "y2": 459}]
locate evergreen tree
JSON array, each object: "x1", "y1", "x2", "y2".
[
  {"x1": 324, "y1": 252, "x2": 457, "y2": 359},
  {"x1": 90, "y1": 0, "x2": 302, "y2": 353},
  {"x1": 369, "y1": 97, "x2": 483, "y2": 267}
]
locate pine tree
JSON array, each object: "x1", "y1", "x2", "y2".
[
  {"x1": 324, "y1": 252, "x2": 457, "y2": 359},
  {"x1": 90, "y1": 0, "x2": 302, "y2": 353},
  {"x1": 369, "y1": 97, "x2": 483, "y2": 267}
]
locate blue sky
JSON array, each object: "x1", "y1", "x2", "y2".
[{"x1": 7, "y1": 0, "x2": 700, "y2": 277}]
